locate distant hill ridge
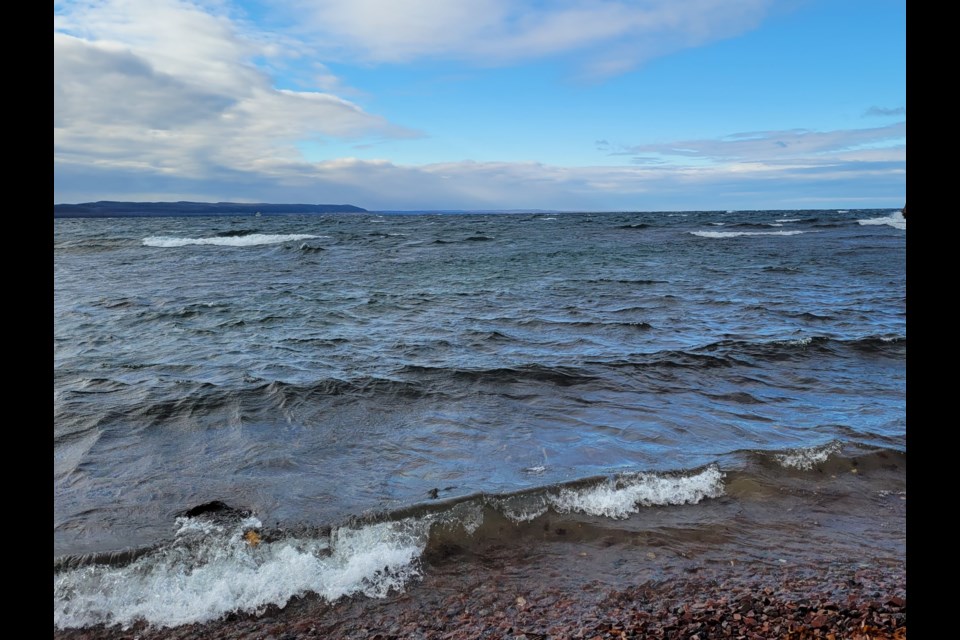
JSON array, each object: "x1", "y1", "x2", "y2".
[{"x1": 54, "y1": 201, "x2": 367, "y2": 218}]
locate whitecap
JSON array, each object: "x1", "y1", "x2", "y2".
[
  {"x1": 690, "y1": 230, "x2": 807, "y2": 238},
  {"x1": 54, "y1": 516, "x2": 428, "y2": 629},
  {"x1": 774, "y1": 442, "x2": 842, "y2": 470},
  {"x1": 547, "y1": 466, "x2": 725, "y2": 519},
  {"x1": 856, "y1": 212, "x2": 905, "y2": 230},
  {"x1": 143, "y1": 234, "x2": 325, "y2": 247}
]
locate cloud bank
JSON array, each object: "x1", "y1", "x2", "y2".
[{"x1": 54, "y1": 0, "x2": 905, "y2": 211}]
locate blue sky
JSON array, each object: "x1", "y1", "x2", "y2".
[{"x1": 54, "y1": 0, "x2": 905, "y2": 211}]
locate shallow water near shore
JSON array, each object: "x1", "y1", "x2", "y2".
[{"x1": 54, "y1": 209, "x2": 905, "y2": 630}]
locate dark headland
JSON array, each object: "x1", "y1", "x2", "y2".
[{"x1": 53, "y1": 201, "x2": 367, "y2": 218}]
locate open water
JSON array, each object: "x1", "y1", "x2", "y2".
[{"x1": 53, "y1": 209, "x2": 906, "y2": 629}]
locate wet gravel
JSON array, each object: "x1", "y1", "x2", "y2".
[{"x1": 54, "y1": 556, "x2": 905, "y2": 639}]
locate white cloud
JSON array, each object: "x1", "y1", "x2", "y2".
[
  {"x1": 55, "y1": 0, "x2": 416, "y2": 178},
  {"x1": 55, "y1": 0, "x2": 263, "y2": 94},
  {"x1": 287, "y1": 0, "x2": 773, "y2": 76},
  {"x1": 54, "y1": 34, "x2": 237, "y2": 130}
]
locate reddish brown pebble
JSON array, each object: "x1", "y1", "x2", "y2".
[{"x1": 810, "y1": 614, "x2": 829, "y2": 628}]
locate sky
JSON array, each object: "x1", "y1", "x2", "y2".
[{"x1": 54, "y1": 0, "x2": 906, "y2": 211}]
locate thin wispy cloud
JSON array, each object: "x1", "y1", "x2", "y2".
[
  {"x1": 284, "y1": 0, "x2": 773, "y2": 77},
  {"x1": 617, "y1": 123, "x2": 906, "y2": 164},
  {"x1": 863, "y1": 106, "x2": 906, "y2": 117}
]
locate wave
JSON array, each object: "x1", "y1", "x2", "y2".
[
  {"x1": 53, "y1": 443, "x2": 906, "y2": 631},
  {"x1": 298, "y1": 242, "x2": 325, "y2": 253},
  {"x1": 55, "y1": 237, "x2": 142, "y2": 252},
  {"x1": 735, "y1": 335, "x2": 905, "y2": 357},
  {"x1": 690, "y1": 230, "x2": 808, "y2": 238},
  {"x1": 67, "y1": 335, "x2": 902, "y2": 428},
  {"x1": 742, "y1": 442, "x2": 906, "y2": 475},
  {"x1": 57, "y1": 333, "x2": 907, "y2": 432},
  {"x1": 54, "y1": 513, "x2": 428, "y2": 629},
  {"x1": 547, "y1": 465, "x2": 724, "y2": 519},
  {"x1": 398, "y1": 364, "x2": 598, "y2": 387},
  {"x1": 431, "y1": 235, "x2": 495, "y2": 244},
  {"x1": 53, "y1": 465, "x2": 725, "y2": 629},
  {"x1": 517, "y1": 318, "x2": 653, "y2": 330},
  {"x1": 785, "y1": 311, "x2": 834, "y2": 321},
  {"x1": 857, "y1": 211, "x2": 906, "y2": 230},
  {"x1": 464, "y1": 329, "x2": 515, "y2": 343},
  {"x1": 578, "y1": 278, "x2": 663, "y2": 286},
  {"x1": 729, "y1": 222, "x2": 785, "y2": 229},
  {"x1": 761, "y1": 265, "x2": 801, "y2": 273},
  {"x1": 142, "y1": 234, "x2": 325, "y2": 248},
  {"x1": 596, "y1": 335, "x2": 905, "y2": 370},
  {"x1": 58, "y1": 376, "x2": 433, "y2": 434},
  {"x1": 213, "y1": 229, "x2": 258, "y2": 237},
  {"x1": 772, "y1": 441, "x2": 844, "y2": 470}
]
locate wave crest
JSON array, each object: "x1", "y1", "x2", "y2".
[{"x1": 143, "y1": 234, "x2": 324, "y2": 247}]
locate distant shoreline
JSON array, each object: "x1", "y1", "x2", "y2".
[
  {"x1": 55, "y1": 203, "x2": 903, "y2": 218},
  {"x1": 53, "y1": 201, "x2": 368, "y2": 218}
]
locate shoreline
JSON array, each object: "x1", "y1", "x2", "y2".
[{"x1": 54, "y1": 543, "x2": 906, "y2": 639}]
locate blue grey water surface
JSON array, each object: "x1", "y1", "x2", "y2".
[{"x1": 53, "y1": 209, "x2": 906, "y2": 558}]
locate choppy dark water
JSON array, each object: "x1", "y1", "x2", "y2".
[{"x1": 53, "y1": 209, "x2": 906, "y2": 629}]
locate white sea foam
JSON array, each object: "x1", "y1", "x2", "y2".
[
  {"x1": 143, "y1": 234, "x2": 325, "y2": 247},
  {"x1": 547, "y1": 466, "x2": 725, "y2": 519},
  {"x1": 775, "y1": 218, "x2": 801, "y2": 223},
  {"x1": 774, "y1": 441, "x2": 842, "y2": 470},
  {"x1": 54, "y1": 516, "x2": 429, "y2": 630},
  {"x1": 690, "y1": 230, "x2": 807, "y2": 238},
  {"x1": 856, "y1": 211, "x2": 906, "y2": 230},
  {"x1": 878, "y1": 490, "x2": 907, "y2": 498}
]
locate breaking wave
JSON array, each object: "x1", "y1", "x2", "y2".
[
  {"x1": 54, "y1": 465, "x2": 726, "y2": 630},
  {"x1": 690, "y1": 230, "x2": 808, "y2": 238},
  {"x1": 856, "y1": 211, "x2": 906, "y2": 230},
  {"x1": 143, "y1": 234, "x2": 325, "y2": 247}
]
